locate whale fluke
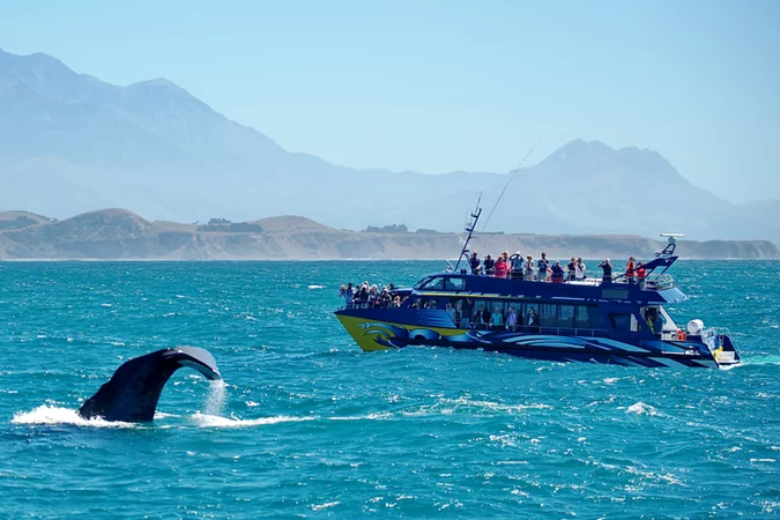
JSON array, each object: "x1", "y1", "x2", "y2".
[{"x1": 78, "y1": 347, "x2": 222, "y2": 422}]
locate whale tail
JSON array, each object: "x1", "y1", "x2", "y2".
[{"x1": 78, "y1": 347, "x2": 222, "y2": 422}]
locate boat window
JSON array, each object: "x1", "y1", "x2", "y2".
[
  {"x1": 445, "y1": 277, "x2": 465, "y2": 291},
  {"x1": 416, "y1": 277, "x2": 448, "y2": 290},
  {"x1": 602, "y1": 289, "x2": 629, "y2": 300},
  {"x1": 450, "y1": 298, "x2": 473, "y2": 328},
  {"x1": 539, "y1": 304, "x2": 557, "y2": 327},
  {"x1": 608, "y1": 313, "x2": 634, "y2": 332},
  {"x1": 409, "y1": 297, "x2": 438, "y2": 309},
  {"x1": 413, "y1": 277, "x2": 433, "y2": 290},
  {"x1": 586, "y1": 306, "x2": 602, "y2": 329},
  {"x1": 558, "y1": 305, "x2": 575, "y2": 328},
  {"x1": 423, "y1": 298, "x2": 440, "y2": 309},
  {"x1": 575, "y1": 306, "x2": 591, "y2": 329}
]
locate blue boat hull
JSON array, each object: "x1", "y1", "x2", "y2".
[{"x1": 334, "y1": 311, "x2": 731, "y2": 369}]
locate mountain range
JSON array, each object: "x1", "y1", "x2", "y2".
[
  {"x1": 1, "y1": 47, "x2": 778, "y2": 245},
  {"x1": 1, "y1": 209, "x2": 776, "y2": 260}
]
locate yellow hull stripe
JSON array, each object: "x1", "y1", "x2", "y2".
[{"x1": 335, "y1": 314, "x2": 466, "y2": 352}]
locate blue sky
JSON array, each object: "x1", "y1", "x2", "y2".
[{"x1": 1, "y1": 0, "x2": 778, "y2": 202}]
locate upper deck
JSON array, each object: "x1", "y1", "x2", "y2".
[{"x1": 410, "y1": 271, "x2": 686, "y2": 305}]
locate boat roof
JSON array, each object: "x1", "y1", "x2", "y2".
[{"x1": 410, "y1": 272, "x2": 687, "y2": 305}]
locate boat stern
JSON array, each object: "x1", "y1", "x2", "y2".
[{"x1": 702, "y1": 328, "x2": 741, "y2": 369}]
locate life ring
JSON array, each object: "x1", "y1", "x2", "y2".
[{"x1": 676, "y1": 329, "x2": 687, "y2": 341}]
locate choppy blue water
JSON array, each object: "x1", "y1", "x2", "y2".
[{"x1": 1, "y1": 260, "x2": 779, "y2": 519}]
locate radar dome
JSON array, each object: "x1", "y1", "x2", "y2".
[{"x1": 687, "y1": 319, "x2": 704, "y2": 335}]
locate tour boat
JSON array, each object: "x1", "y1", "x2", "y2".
[{"x1": 334, "y1": 206, "x2": 741, "y2": 369}]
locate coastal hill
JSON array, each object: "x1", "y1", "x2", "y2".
[
  {"x1": 0, "y1": 209, "x2": 776, "y2": 260},
  {"x1": 1, "y1": 47, "x2": 778, "y2": 245}
]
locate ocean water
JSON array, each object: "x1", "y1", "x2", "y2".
[{"x1": 1, "y1": 260, "x2": 779, "y2": 519}]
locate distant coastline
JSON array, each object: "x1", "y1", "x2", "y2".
[{"x1": 1, "y1": 209, "x2": 778, "y2": 261}]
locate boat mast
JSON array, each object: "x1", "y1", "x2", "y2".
[{"x1": 454, "y1": 196, "x2": 482, "y2": 272}]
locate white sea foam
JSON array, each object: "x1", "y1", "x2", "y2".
[
  {"x1": 328, "y1": 412, "x2": 393, "y2": 421},
  {"x1": 311, "y1": 501, "x2": 340, "y2": 511},
  {"x1": 307, "y1": 285, "x2": 325, "y2": 290},
  {"x1": 626, "y1": 402, "x2": 659, "y2": 416},
  {"x1": 153, "y1": 411, "x2": 181, "y2": 419},
  {"x1": 744, "y1": 356, "x2": 780, "y2": 366},
  {"x1": 11, "y1": 405, "x2": 135, "y2": 428},
  {"x1": 191, "y1": 413, "x2": 316, "y2": 428}
]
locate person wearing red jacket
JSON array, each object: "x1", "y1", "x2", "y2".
[
  {"x1": 494, "y1": 256, "x2": 509, "y2": 278},
  {"x1": 636, "y1": 262, "x2": 647, "y2": 289}
]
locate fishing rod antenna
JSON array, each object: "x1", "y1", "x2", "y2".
[{"x1": 480, "y1": 139, "x2": 541, "y2": 233}]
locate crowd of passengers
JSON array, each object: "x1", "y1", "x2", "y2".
[
  {"x1": 339, "y1": 255, "x2": 651, "y2": 309},
  {"x1": 445, "y1": 299, "x2": 541, "y2": 331},
  {"x1": 467, "y1": 251, "x2": 649, "y2": 285},
  {"x1": 339, "y1": 282, "x2": 406, "y2": 309}
]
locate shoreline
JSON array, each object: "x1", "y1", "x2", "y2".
[{"x1": 2, "y1": 257, "x2": 778, "y2": 263}]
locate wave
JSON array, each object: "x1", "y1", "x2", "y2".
[
  {"x1": 741, "y1": 355, "x2": 780, "y2": 366},
  {"x1": 190, "y1": 412, "x2": 316, "y2": 428},
  {"x1": 401, "y1": 397, "x2": 552, "y2": 417},
  {"x1": 625, "y1": 401, "x2": 659, "y2": 416},
  {"x1": 307, "y1": 285, "x2": 325, "y2": 290},
  {"x1": 10, "y1": 405, "x2": 135, "y2": 428}
]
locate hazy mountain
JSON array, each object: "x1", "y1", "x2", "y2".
[{"x1": 0, "y1": 47, "x2": 776, "y2": 243}]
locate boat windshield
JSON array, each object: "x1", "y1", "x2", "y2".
[
  {"x1": 413, "y1": 276, "x2": 434, "y2": 290},
  {"x1": 413, "y1": 276, "x2": 466, "y2": 291}
]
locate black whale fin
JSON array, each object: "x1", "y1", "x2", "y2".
[{"x1": 78, "y1": 347, "x2": 222, "y2": 422}]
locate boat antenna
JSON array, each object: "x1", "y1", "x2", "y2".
[
  {"x1": 479, "y1": 138, "x2": 541, "y2": 233},
  {"x1": 454, "y1": 193, "x2": 482, "y2": 272}
]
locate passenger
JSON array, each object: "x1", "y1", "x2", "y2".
[
  {"x1": 598, "y1": 259, "x2": 613, "y2": 284},
  {"x1": 506, "y1": 306, "x2": 518, "y2": 331},
  {"x1": 551, "y1": 261, "x2": 565, "y2": 283},
  {"x1": 473, "y1": 303, "x2": 490, "y2": 329},
  {"x1": 357, "y1": 282, "x2": 370, "y2": 307},
  {"x1": 483, "y1": 254, "x2": 495, "y2": 276},
  {"x1": 445, "y1": 302, "x2": 456, "y2": 323},
  {"x1": 524, "y1": 255, "x2": 536, "y2": 281},
  {"x1": 490, "y1": 305, "x2": 504, "y2": 329},
  {"x1": 377, "y1": 286, "x2": 392, "y2": 308},
  {"x1": 494, "y1": 256, "x2": 509, "y2": 278},
  {"x1": 391, "y1": 295, "x2": 402, "y2": 308},
  {"x1": 526, "y1": 307, "x2": 538, "y2": 327},
  {"x1": 537, "y1": 253, "x2": 550, "y2": 282},
  {"x1": 468, "y1": 251, "x2": 481, "y2": 275},
  {"x1": 636, "y1": 262, "x2": 647, "y2": 289},
  {"x1": 459, "y1": 299, "x2": 473, "y2": 328},
  {"x1": 575, "y1": 258, "x2": 586, "y2": 281},
  {"x1": 566, "y1": 257, "x2": 577, "y2": 282},
  {"x1": 653, "y1": 313, "x2": 664, "y2": 339},
  {"x1": 645, "y1": 311, "x2": 654, "y2": 332},
  {"x1": 626, "y1": 256, "x2": 636, "y2": 284},
  {"x1": 501, "y1": 251, "x2": 510, "y2": 264},
  {"x1": 453, "y1": 301, "x2": 464, "y2": 327},
  {"x1": 368, "y1": 284, "x2": 380, "y2": 307},
  {"x1": 509, "y1": 252, "x2": 524, "y2": 280},
  {"x1": 389, "y1": 283, "x2": 397, "y2": 291},
  {"x1": 339, "y1": 283, "x2": 355, "y2": 308}
]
